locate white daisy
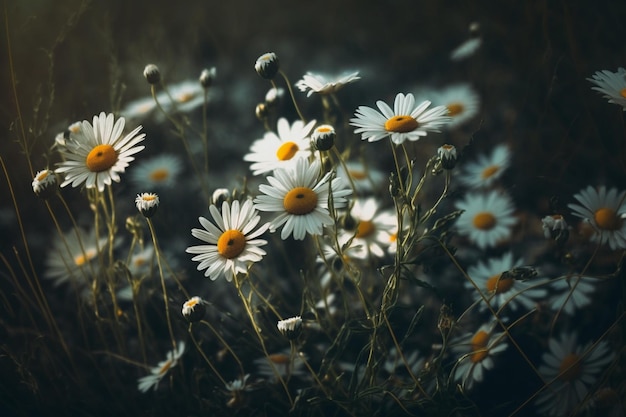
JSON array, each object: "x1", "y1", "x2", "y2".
[
  {"x1": 335, "y1": 160, "x2": 386, "y2": 194},
  {"x1": 549, "y1": 275, "x2": 597, "y2": 316},
  {"x1": 350, "y1": 93, "x2": 450, "y2": 144},
  {"x1": 295, "y1": 71, "x2": 360, "y2": 97},
  {"x1": 427, "y1": 83, "x2": 480, "y2": 128},
  {"x1": 568, "y1": 185, "x2": 626, "y2": 250},
  {"x1": 120, "y1": 95, "x2": 157, "y2": 121},
  {"x1": 55, "y1": 112, "x2": 146, "y2": 192},
  {"x1": 243, "y1": 117, "x2": 316, "y2": 175},
  {"x1": 32, "y1": 169, "x2": 58, "y2": 198},
  {"x1": 277, "y1": 316, "x2": 303, "y2": 339},
  {"x1": 450, "y1": 322, "x2": 508, "y2": 390},
  {"x1": 454, "y1": 190, "x2": 518, "y2": 249},
  {"x1": 253, "y1": 157, "x2": 352, "y2": 240},
  {"x1": 587, "y1": 67, "x2": 626, "y2": 110},
  {"x1": 458, "y1": 144, "x2": 511, "y2": 189},
  {"x1": 254, "y1": 351, "x2": 306, "y2": 382},
  {"x1": 186, "y1": 199, "x2": 269, "y2": 282},
  {"x1": 137, "y1": 341, "x2": 186, "y2": 393},
  {"x1": 130, "y1": 154, "x2": 183, "y2": 189},
  {"x1": 45, "y1": 227, "x2": 107, "y2": 287},
  {"x1": 339, "y1": 198, "x2": 396, "y2": 260},
  {"x1": 127, "y1": 245, "x2": 156, "y2": 277},
  {"x1": 160, "y1": 79, "x2": 205, "y2": 113},
  {"x1": 535, "y1": 332, "x2": 614, "y2": 416},
  {"x1": 466, "y1": 252, "x2": 548, "y2": 312}
]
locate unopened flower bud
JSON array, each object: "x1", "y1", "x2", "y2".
[
  {"x1": 143, "y1": 64, "x2": 161, "y2": 85},
  {"x1": 254, "y1": 52, "x2": 279, "y2": 80},
  {"x1": 277, "y1": 316, "x2": 302, "y2": 340},
  {"x1": 212, "y1": 188, "x2": 231, "y2": 207},
  {"x1": 311, "y1": 124, "x2": 336, "y2": 151},
  {"x1": 135, "y1": 193, "x2": 160, "y2": 218},
  {"x1": 32, "y1": 169, "x2": 58, "y2": 199},
  {"x1": 438, "y1": 144, "x2": 458, "y2": 170},
  {"x1": 199, "y1": 67, "x2": 217, "y2": 89},
  {"x1": 182, "y1": 296, "x2": 207, "y2": 322}
]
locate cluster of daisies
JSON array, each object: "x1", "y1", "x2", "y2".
[{"x1": 28, "y1": 53, "x2": 625, "y2": 416}]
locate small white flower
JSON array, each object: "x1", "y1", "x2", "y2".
[
  {"x1": 135, "y1": 192, "x2": 160, "y2": 217},
  {"x1": 130, "y1": 154, "x2": 183, "y2": 189},
  {"x1": 182, "y1": 296, "x2": 206, "y2": 322},
  {"x1": 541, "y1": 214, "x2": 569, "y2": 239},
  {"x1": 339, "y1": 198, "x2": 396, "y2": 260},
  {"x1": 161, "y1": 80, "x2": 206, "y2": 113},
  {"x1": 120, "y1": 95, "x2": 157, "y2": 121},
  {"x1": 32, "y1": 169, "x2": 58, "y2": 198},
  {"x1": 549, "y1": 275, "x2": 597, "y2": 316},
  {"x1": 458, "y1": 144, "x2": 511, "y2": 189},
  {"x1": 587, "y1": 67, "x2": 626, "y2": 110},
  {"x1": 277, "y1": 316, "x2": 303, "y2": 339},
  {"x1": 350, "y1": 93, "x2": 451, "y2": 144},
  {"x1": 295, "y1": 71, "x2": 360, "y2": 97},
  {"x1": 336, "y1": 160, "x2": 386, "y2": 194},
  {"x1": 426, "y1": 83, "x2": 481, "y2": 128},
  {"x1": 137, "y1": 341, "x2": 186, "y2": 393}
]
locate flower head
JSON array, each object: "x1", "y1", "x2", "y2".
[
  {"x1": 32, "y1": 169, "x2": 58, "y2": 198},
  {"x1": 244, "y1": 117, "x2": 316, "y2": 175},
  {"x1": 339, "y1": 198, "x2": 396, "y2": 260},
  {"x1": 458, "y1": 144, "x2": 510, "y2": 189},
  {"x1": 55, "y1": 112, "x2": 146, "y2": 192},
  {"x1": 587, "y1": 67, "x2": 626, "y2": 110},
  {"x1": 426, "y1": 83, "x2": 480, "y2": 128},
  {"x1": 295, "y1": 71, "x2": 360, "y2": 97},
  {"x1": 137, "y1": 341, "x2": 186, "y2": 393},
  {"x1": 311, "y1": 124, "x2": 336, "y2": 151},
  {"x1": 135, "y1": 193, "x2": 160, "y2": 218},
  {"x1": 186, "y1": 199, "x2": 268, "y2": 281},
  {"x1": 277, "y1": 316, "x2": 303, "y2": 340},
  {"x1": 438, "y1": 144, "x2": 458, "y2": 170},
  {"x1": 454, "y1": 190, "x2": 518, "y2": 249},
  {"x1": 568, "y1": 185, "x2": 626, "y2": 250},
  {"x1": 182, "y1": 296, "x2": 206, "y2": 322},
  {"x1": 350, "y1": 93, "x2": 450, "y2": 144},
  {"x1": 143, "y1": 64, "x2": 161, "y2": 84},
  {"x1": 130, "y1": 154, "x2": 183, "y2": 189},
  {"x1": 253, "y1": 158, "x2": 351, "y2": 240},
  {"x1": 549, "y1": 275, "x2": 597, "y2": 316},
  {"x1": 255, "y1": 52, "x2": 279, "y2": 79}
]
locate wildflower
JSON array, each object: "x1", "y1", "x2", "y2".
[
  {"x1": 311, "y1": 124, "x2": 336, "y2": 151},
  {"x1": 458, "y1": 144, "x2": 510, "y2": 189},
  {"x1": 253, "y1": 158, "x2": 351, "y2": 240},
  {"x1": 182, "y1": 296, "x2": 206, "y2": 322},
  {"x1": 128, "y1": 245, "x2": 156, "y2": 277},
  {"x1": 568, "y1": 185, "x2": 626, "y2": 250},
  {"x1": 130, "y1": 154, "x2": 183, "y2": 189},
  {"x1": 119, "y1": 95, "x2": 158, "y2": 121},
  {"x1": 549, "y1": 275, "x2": 596, "y2": 316},
  {"x1": 466, "y1": 252, "x2": 548, "y2": 312},
  {"x1": 295, "y1": 71, "x2": 360, "y2": 96},
  {"x1": 137, "y1": 341, "x2": 186, "y2": 393},
  {"x1": 55, "y1": 112, "x2": 146, "y2": 192},
  {"x1": 438, "y1": 144, "x2": 458, "y2": 170},
  {"x1": 32, "y1": 169, "x2": 58, "y2": 198},
  {"x1": 427, "y1": 83, "x2": 480, "y2": 128},
  {"x1": 277, "y1": 316, "x2": 303, "y2": 340},
  {"x1": 451, "y1": 322, "x2": 507, "y2": 390},
  {"x1": 541, "y1": 214, "x2": 569, "y2": 244},
  {"x1": 454, "y1": 190, "x2": 518, "y2": 249},
  {"x1": 535, "y1": 332, "x2": 614, "y2": 416},
  {"x1": 143, "y1": 64, "x2": 161, "y2": 84},
  {"x1": 211, "y1": 188, "x2": 231, "y2": 207},
  {"x1": 350, "y1": 93, "x2": 450, "y2": 144},
  {"x1": 162, "y1": 80, "x2": 205, "y2": 113},
  {"x1": 255, "y1": 52, "x2": 279, "y2": 79},
  {"x1": 244, "y1": 117, "x2": 316, "y2": 175},
  {"x1": 254, "y1": 351, "x2": 306, "y2": 382},
  {"x1": 199, "y1": 67, "x2": 217, "y2": 89},
  {"x1": 339, "y1": 198, "x2": 396, "y2": 260},
  {"x1": 135, "y1": 193, "x2": 160, "y2": 218},
  {"x1": 225, "y1": 374, "x2": 251, "y2": 407},
  {"x1": 587, "y1": 67, "x2": 626, "y2": 110},
  {"x1": 336, "y1": 160, "x2": 386, "y2": 194},
  {"x1": 186, "y1": 199, "x2": 268, "y2": 282}
]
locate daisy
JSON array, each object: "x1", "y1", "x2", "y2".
[
  {"x1": 45, "y1": 227, "x2": 107, "y2": 287},
  {"x1": 427, "y1": 83, "x2": 480, "y2": 128},
  {"x1": 587, "y1": 67, "x2": 626, "y2": 110},
  {"x1": 295, "y1": 71, "x2": 360, "y2": 97},
  {"x1": 339, "y1": 198, "x2": 396, "y2": 260},
  {"x1": 336, "y1": 160, "x2": 386, "y2": 194},
  {"x1": 127, "y1": 245, "x2": 156, "y2": 277},
  {"x1": 450, "y1": 322, "x2": 508, "y2": 390},
  {"x1": 535, "y1": 332, "x2": 614, "y2": 416},
  {"x1": 549, "y1": 275, "x2": 597, "y2": 316},
  {"x1": 130, "y1": 153, "x2": 183, "y2": 189},
  {"x1": 466, "y1": 252, "x2": 548, "y2": 312},
  {"x1": 277, "y1": 316, "x2": 303, "y2": 340},
  {"x1": 244, "y1": 117, "x2": 316, "y2": 175},
  {"x1": 454, "y1": 190, "x2": 518, "y2": 249},
  {"x1": 182, "y1": 296, "x2": 206, "y2": 322},
  {"x1": 350, "y1": 93, "x2": 451, "y2": 144},
  {"x1": 254, "y1": 351, "x2": 306, "y2": 382},
  {"x1": 253, "y1": 157, "x2": 351, "y2": 240},
  {"x1": 120, "y1": 95, "x2": 157, "y2": 121},
  {"x1": 32, "y1": 169, "x2": 58, "y2": 198},
  {"x1": 55, "y1": 112, "x2": 146, "y2": 192},
  {"x1": 160, "y1": 79, "x2": 205, "y2": 113},
  {"x1": 458, "y1": 144, "x2": 511, "y2": 189},
  {"x1": 135, "y1": 192, "x2": 160, "y2": 218},
  {"x1": 186, "y1": 199, "x2": 269, "y2": 282},
  {"x1": 137, "y1": 341, "x2": 186, "y2": 393},
  {"x1": 568, "y1": 185, "x2": 626, "y2": 250}
]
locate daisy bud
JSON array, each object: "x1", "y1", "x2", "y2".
[
  {"x1": 254, "y1": 52, "x2": 279, "y2": 80},
  {"x1": 211, "y1": 188, "x2": 231, "y2": 207},
  {"x1": 438, "y1": 144, "x2": 458, "y2": 170},
  {"x1": 311, "y1": 124, "x2": 336, "y2": 151},
  {"x1": 277, "y1": 316, "x2": 302, "y2": 340},
  {"x1": 199, "y1": 67, "x2": 217, "y2": 89},
  {"x1": 541, "y1": 214, "x2": 569, "y2": 244},
  {"x1": 182, "y1": 296, "x2": 206, "y2": 322},
  {"x1": 32, "y1": 169, "x2": 58, "y2": 199},
  {"x1": 135, "y1": 193, "x2": 160, "y2": 218},
  {"x1": 255, "y1": 103, "x2": 268, "y2": 121},
  {"x1": 143, "y1": 64, "x2": 161, "y2": 85}
]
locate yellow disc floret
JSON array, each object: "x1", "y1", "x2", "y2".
[
  {"x1": 473, "y1": 212, "x2": 497, "y2": 230},
  {"x1": 384, "y1": 115, "x2": 419, "y2": 133},
  {"x1": 217, "y1": 229, "x2": 246, "y2": 259},
  {"x1": 470, "y1": 330, "x2": 490, "y2": 363},
  {"x1": 86, "y1": 144, "x2": 117, "y2": 172},
  {"x1": 276, "y1": 141, "x2": 299, "y2": 161},
  {"x1": 594, "y1": 207, "x2": 620, "y2": 231},
  {"x1": 283, "y1": 187, "x2": 318, "y2": 215}
]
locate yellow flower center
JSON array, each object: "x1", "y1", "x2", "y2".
[
  {"x1": 355, "y1": 220, "x2": 375, "y2": 238},
  {"x1": 268, "y1": 353, "x2": 290, "y2": 365},
  {"x1": 470, "y1": 330, "x2": 490, "y2": 363},
  {"x1": 86, "y1": 144, "x2": 117, "y2": 172},
  {"x1": 140, "y1": 194, "x2": 158, "y2": 203},
  {"x1": 473, "y1": 212, "x2": 497, "y2": 230},
  {"x1": 184, "y1": 299, "x2": 199, "y2": 308},
  {"x1": 217, "y1": 229, "x2": 246, "y2": 259},
  {"x1": 486, "y1": 273, "x2": 514, "y2": 294},
  {"x1": 558, "y1": 353, "x2": 582, "y2": 381},
  {"x1": 134, "y1": 257, "x2": 147, "y2": 267},
  {"x1": 620, "y1": 88, "x2": 626, "y2": 99},
  {"x1": 74, "y1": 248, "x2": 97, "y2": 266},
  {"x1": 447, "y1": 102, "x2": 465, "y2": 116},
  {"x1": 389, "y1": 232, "x2": 397, "y2": 243},
  {"x1": 177, "y1": 92, "x2": 195, "y2": 103},
  {"x1": 283, "y1": 187, "x2": 318, "y2": 215},
  {"x1": 36, "y1": 171, "x2": 49, "y2": 181},
  {"x1": 384, "y1": 115, "x2": 419, "y2": 133},
  {"x1": 481, "y1": 165, "x2": 500, "y2": 179},
  {"x1": 594, "y1": 207, "x2": 621, "y2": 231},
  {"x1": 149, "y1": 168, "x2": 170, "y2": 182},
  {"x1": 349, "y1": 170, "x2": 367, "y2": 180},
  {"x1": 276, "y1": 141, "x2": 299, "y2": 161},
  {"x1": 317, "y1": 126, "x2": 332, "y2": 133},
  {"x1": 158, "y1": 360, "x2": 173, "y2": 375}
]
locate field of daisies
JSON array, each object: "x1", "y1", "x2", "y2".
[{"x1": 1, "y1": 1, "x2": 625, "y2": 416}]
